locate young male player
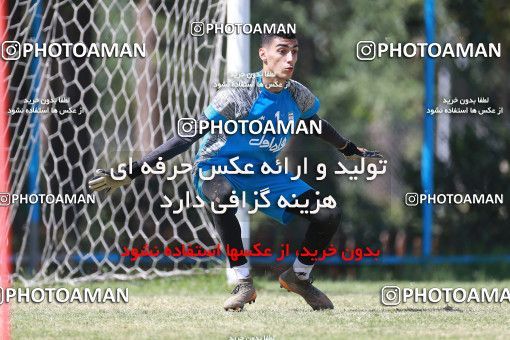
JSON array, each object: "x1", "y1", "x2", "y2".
[{"x1": 89, "y1": 31, "x2": 381, "y2": 311}]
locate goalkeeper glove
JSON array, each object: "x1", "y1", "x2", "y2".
[
  {"x1": 88, "y1": 169, "x2": 132, "y2": 194},
  {"x1": 339, "y1": 141, "x2": 383, "y2": 159}
]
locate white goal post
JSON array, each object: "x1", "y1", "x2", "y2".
[{"x1": 225, "y1": 0, "x2": 251, "y2": 285}]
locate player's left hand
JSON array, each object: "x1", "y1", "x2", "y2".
[
  {"x1": 88, "y1": 169, "x2": 132, "y2": 194},
  {"x1": 339, "y1": 141, "x2": 383, "y2": 160}
]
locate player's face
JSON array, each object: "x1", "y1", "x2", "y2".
[{"x1": 259, "y1": 37, "x2": 298, "y2": 80}]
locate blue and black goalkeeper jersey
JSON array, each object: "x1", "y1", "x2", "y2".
[
  {"x1": 195, "y1": 72, "x2": 320, "y2": 168},
  {"x1": 129, "y1": 71, "x2": 350, "y2": 181}
]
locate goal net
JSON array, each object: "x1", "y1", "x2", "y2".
[{"x1": 6, "y1": 0, "x2": 227, "y2": 285}]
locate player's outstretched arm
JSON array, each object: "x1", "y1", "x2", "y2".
[
  {"x1": 88, "y1": 113, "x2": 211, "y2": 193},
  {"x1": 304, "y1": 114, "x2": 383, "y2": 159}
]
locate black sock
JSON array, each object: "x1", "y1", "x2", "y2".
[
  {"x1": 202, "y1": 175, "x2": 247, "y2": 267},
  {"x1": 285, "y1": 190, "x2": 341, "y2": 265}
]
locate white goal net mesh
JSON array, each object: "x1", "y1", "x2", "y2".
[{"x1": 7, "y1": 0, "x2": 227, "y2": 285}]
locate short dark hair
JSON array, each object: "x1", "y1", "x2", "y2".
[{"x1": 261, "y1": 31, "x2": 297, "y2": 47}]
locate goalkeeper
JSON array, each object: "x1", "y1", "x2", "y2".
[{"x1": 89, "y1": 31, "x2": 382, "y2": 311}]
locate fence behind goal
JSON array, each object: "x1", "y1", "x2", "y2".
[{"x1": 6, "y1": 0, "x2": 227, "y2": 285}]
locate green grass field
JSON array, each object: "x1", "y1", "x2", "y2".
[{"x1": 10, "y1": 271, "x2": 510, "y2": 339}]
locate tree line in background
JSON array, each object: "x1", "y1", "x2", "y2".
[{"x1": 249, "y1": 0, "x2": 510, "y2": 265}]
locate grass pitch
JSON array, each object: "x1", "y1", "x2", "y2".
[{"x1": 10, "y1": 272, "x2": 510, "y2": 339}]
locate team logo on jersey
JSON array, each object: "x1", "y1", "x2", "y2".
[{"x1": 274, "y1": 111, "x2": 294, "y2": 122}]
